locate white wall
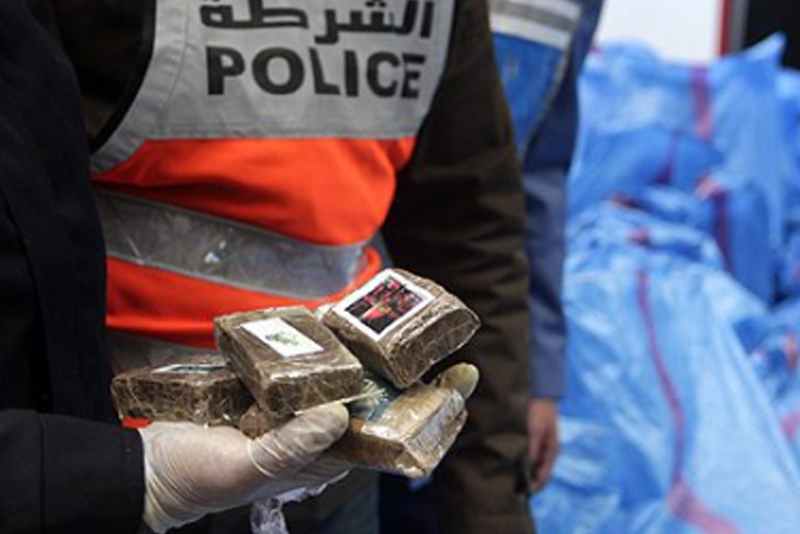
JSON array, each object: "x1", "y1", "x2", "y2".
[{"x1": 595, "y1": 0, "x2": 725, "y2": 63}]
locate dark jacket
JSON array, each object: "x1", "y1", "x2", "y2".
[
  {"x1": 382, "y1": 1, "x2": 533, "y2": 531},
  {"x1": 0, "y1": 1, "x2": 144, "y2": 532},
  {"x1": 746, "y1": 0, "x2": 800, "y2": 69},
  {"x1": 50, "y1": 0, "x2": 534, "y2": 532}
]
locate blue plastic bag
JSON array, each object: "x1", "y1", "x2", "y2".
[
  {"x1": 568, "y1": 38, "x2": 794, "y2": 301},
  {"x1": 574, "y1": 37, "x2": 793, "y2": 246},
  {"x1": 776, "y1": 227, "x2": 800, "y2": 299},
  {"x1": 566, "y1": 196, "x2": 723, "y2": 274},
  {"x1": 750, "y1": 298, "x2": 800, "y2": 464},
  {"x1": 693, "y1": 173, "x2": 773, "y2": 301},
  {"x1": 567, "y1": 126, "x2": 721, "y2": 216},
  {"x1": 774, "y1": 70, "x2": 800, "y2": 299},
  {"x1": 567, "y1": 198, "x2": 768, "y2": 347},
  {"x1": 533, "y1": 204, "x2": 800, "y2": 534}
]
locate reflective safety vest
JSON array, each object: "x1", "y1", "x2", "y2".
[
  {"x1": 92, "y1": 0, "x2": 456, "y2": 369},
  {"x1": 489, "y1": 0, "x2": 583, "y2": 153}
]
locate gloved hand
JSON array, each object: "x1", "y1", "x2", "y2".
[
  {"x1": 139, "y1": 403, "x2": 349, "y2": 533},
  {"x1": 432, "y1": 362, "x2": 480, "y2": 401}
]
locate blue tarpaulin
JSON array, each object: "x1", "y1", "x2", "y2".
[
  {"x1": 534, "y1": 204, "x2": 800, "y2": 533},
  {"x1": 531, "y1": 36, "x2": 800, "y2": 534},
  {"x1": 567, "y1": 37, "x2": 798, "y2": 302}
]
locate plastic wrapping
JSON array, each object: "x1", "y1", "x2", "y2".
[
  {"x1": 532, "y1": 200, "x2": 800, "y2": 534},
  {"x1": 110, "y1": 355, "x2": 253, "y2": 426},
  {"x1": 248, "y1": 456, "x2": 351, "y2": 534},
  {"x1": 326, "y1": 374, "x2": 466, "y2": 478},
  {"x1": 323, "y1": 269, "x2": 480, "y2": 389},
  {"x1": 105, "y1": 330, "x2": 208, "y2": 374},
  {"x1": 749, "y1": 297, "x2": 800, "y2": 465},
  {"x1": 250, "y1": 465, "x2": 347, "y2": 534},
  {"x1": 239, "y1": 375, "x2": 468, "y2": 479},
  {"x1": 569, "y1": 37, "x2": 798, "y2": 302},
  {"x1": 214, "y1": 306, "x2": 364, "y2": 416},
  {"x1": 250, "y1": 499, "x2": 288, "y2": 534}
]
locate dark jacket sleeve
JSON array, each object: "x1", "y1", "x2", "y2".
[
  {"x1": 0, "y1": 410, "x2": 144, "y2": 534},
  {"x1": 381, "y1": 0, "x2": 533, "y2": 532},
  {"x1": 0, "y1": 2, "x2": 145, "y2": 533}
]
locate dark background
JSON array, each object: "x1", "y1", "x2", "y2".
[{"x1": 745, "y1": 0, "x2": 800, "y2": 68}]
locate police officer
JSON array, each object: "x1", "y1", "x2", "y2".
[{"x1": 50, "y1": 0, "x2": 535, "y2": 533}]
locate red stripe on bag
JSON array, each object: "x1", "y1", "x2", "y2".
[
  {"x1": 696, "y1": 175, "x2": 732, "y2": 270},
  {"x1": 691, "y1": 67, "x2": 713, "y2": 141},
  {"x1": 636, "y1": 271, "x2": 739, "y2": 534}
]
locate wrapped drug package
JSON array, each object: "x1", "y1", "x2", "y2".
[
  {"x1": 326, "y1": 375, "x2": 467, "y2": 478},
  {"x1": 215, "y1": 306, "x2": 364, "y2": 416},
  {"x1": 238, "y1": 403, "x2": 288, "y2": 438},
  {"x1": 110, "y1": 354, "x2": 253, "y2": 426},
  {"x1": 323, "y1": 269, "x2": 480, "y2": 388},
  {"x1": 237, "y1": 374, "x2": 468, "y2": 477}
]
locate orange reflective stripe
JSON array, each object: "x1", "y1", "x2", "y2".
[
  {"x1": 105, "y1": 247, "x2": 382, "y2": 348},
  {"x1": 94, "y1": 137, "x2": 416, "y2": 245}
]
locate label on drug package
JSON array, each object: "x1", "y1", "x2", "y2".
[
  {"x1": 153, "y1": 363, "x2": 228, "y2": 375},
  {"x1": 332, "y1": 270, "x2": 434, "y2": 341},
  {"x1": 241, "y1": 317, "x2": 325, "y2": 358}
]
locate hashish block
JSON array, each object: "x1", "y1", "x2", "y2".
[
  {"x1": 238, "y1": 403, "x2": 290, "y2": 438},
  {"x1": 110, "y1": 354, "x2": 253, "y2": 426},
  {"x1": 214, "y1": 306, "x2": 364, "y2": 416},
  {"x1": 322, "y1": 269, "x2": 480, "y2": 388},
  {"x1": 326, "y1": 374, "x2": 467, "y2": 478}
]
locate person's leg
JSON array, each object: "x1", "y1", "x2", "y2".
[
  {"x1": 285, "y1": 479, "x2": 380, "y2": 534},
  {"x1": 379, "y1": 475, "x2": 439, "y2": 534}
]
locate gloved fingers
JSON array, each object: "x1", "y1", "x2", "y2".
[
  {"x1": 139, "y1": 420, "x2": 198, "y2": 441},
  {"x1": 248, "y1": 403, "x2": 349, "y2": 479},
  {"x1": 432, "y1": 363, "x2": 480, "y2": 401},
  {"x1": 140, "y1": 422, "x2": 253, "y2": 533},
  {"x1": 297, "y1": 456, "x2": 351, "y2": 481},
  {"x1": 139, "y1": 413, "x2": 349, "y2": 534}
]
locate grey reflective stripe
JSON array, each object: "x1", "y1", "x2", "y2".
[
  {"x1": 107, "y1": 331, "x2": 207, "y2": 374},
  {"x1": 96, "y1": 190, "x2": 369, "y2": 299},
  {"x1": 91, "y1": 1, "x2": 187, "y2": 173},
  {"x1": 92, "y1": 0, "x2": 456, "y2": 173},
  {"x1": 490, "y1": 0, "x2": 580, "y2": 49},
  {"x1": 499, "y1": 0, "x2": 582, "y2": 19}
]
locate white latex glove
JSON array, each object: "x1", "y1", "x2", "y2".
[
  {"x1": 431, "y1": 362, "x2": 480, "y2": 401},
  {"x1": 139, "y1": 403, "x2": 349, "y2": 533}
]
